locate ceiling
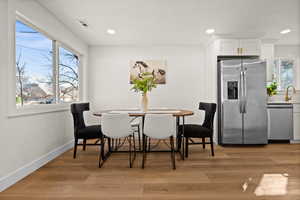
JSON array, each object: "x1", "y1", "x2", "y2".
[{"x1": 38, "y1": 0, "x2": 300, "y2": 46}]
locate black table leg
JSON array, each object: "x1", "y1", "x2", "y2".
[
  {"x1": 176, "y1": 116, "x2": 180, "y2": 151},
  {"x1": 181, "y1": 116, "x2": 185, "y2": 160},
  {"x1": 141, "y1": 115, "x2": 146, "y2": 150}
]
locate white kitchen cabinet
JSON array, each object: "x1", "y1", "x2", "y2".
[
  {"x1": 293, "y1": 104, "x2": 300, "y2": 140},
  {"x1": 216, "y1": 39, "x2": 261, "y2": 56},
  {"x1": 216, "y1": 39, "x2": 240, "y2": 56},
  {"x1": 240, "y1": 39, "x2": 261, "y2": 56}
]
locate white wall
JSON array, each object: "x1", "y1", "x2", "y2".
[
  {"x1": 204, "y1": 40, "x2": 219, "y2": 141},
  {"x1": 275, "y1": 45, "x2": 300, "y2": 58},
  {"x1": 88, "y1": 45, "x2": 209, "y2": 125},
  {"x1": 0, "y1": 0, "x2": 88, "y2": 190}
]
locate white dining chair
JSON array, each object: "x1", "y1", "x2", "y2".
[
  {"x1": 99, "y1": 113, "x2": 136, "y2": 168},
  {"x1": 142, "y1": 114, "x2": 177, "y2": 169}
]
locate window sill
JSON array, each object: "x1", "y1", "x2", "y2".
[{"x1": 7, "y1": 104, "x2": 71, "y2": 118}]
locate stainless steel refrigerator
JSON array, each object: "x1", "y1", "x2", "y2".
[{"x1": 218, "y1": 58, "x2": 268, "y2": 145}]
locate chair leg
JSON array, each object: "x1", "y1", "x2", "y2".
[
  {"x1": 129, "y1": 136, "x2": 132, "y2": 168},
  {"x1": 144, "y1": 136, "x2": 147, "y2": 152},
  {"x1": 142, "y1": 135, "x2": 147, "y2": 169},
  {"x1": 83, "y1": 139, "x2": 86, "y2": 151},
  {"x1": 210, "y1": 136, "x2": 215, "y2": 156},
  {"x1": 148, "y1": 138, "x2": 151, "y2": 151},
  {"x1": 107, "y1": 138, "x2": 112, "y2": 152},
  {"x1": 137, "y1": 126, "x2": 141, "y2": 151},
  {"x1": 117, "y1": 139, "x2": 121, "y2": 150},
  {"x1": 114, "y1": 139, "x2": 119, "y2": 151},
  {"x1": 170, "y1": 136, "x2": 176, "y2": 170},
  {"x1": 181, "y1": 136, "x2": 185, "y2": 160},
  {"x1": 73, "y1": 138, "x2": 78, "y2": 159},
  {"x1": 99, "y1": 135, "x2": 105, "y2": 168},
  {"x1": 111, "y1": 139, "x2": 114, "y2": 150},
  {"x1": 177, "y1": 136, "x2": 181, "y2": 150},
  {"x1": 128, "y1": 134, "x2": 136, "y2": 168},
  {"x1": 185, "y1": 137, "x2": 189, "y2": 158},
  {"x1": 202, "y1": 137, "x2": 206, "y2": 149},
  {"x1": 132, "y1": 134, "x2": 136, "y2": 161}
]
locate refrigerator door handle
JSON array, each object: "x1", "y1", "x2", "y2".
[
  {"x1": 243, "y1": 70, "x2": 247, "y2": 113},
  {"x1": 239, "y1": 70, "x2": 243, "y2": 113}
]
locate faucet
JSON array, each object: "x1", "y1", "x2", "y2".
[{"x1": 285, "y1": 85, "x2": 296, "y2": 102}]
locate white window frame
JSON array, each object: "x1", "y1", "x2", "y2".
[{"x1": 8, "y1": 14, "x2": 83, "y2": 117}]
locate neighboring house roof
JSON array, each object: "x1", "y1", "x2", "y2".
[{"x1": 23, "y1": 83, "x2": 47, "y2": 99}]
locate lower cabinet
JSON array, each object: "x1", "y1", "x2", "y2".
[{"x1": 294, "y1": 104, "x2": 300, "y2": 140}]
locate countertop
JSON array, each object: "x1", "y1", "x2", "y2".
[{"x1": 267, "y1": 101, "x2": 300, "y2": 105}]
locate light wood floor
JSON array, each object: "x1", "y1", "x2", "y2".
[{"x1": 1, "y1": 141, "x2": 300, "y2": 200}]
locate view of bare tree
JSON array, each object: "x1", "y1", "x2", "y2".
[
  {"x1": 43, "y1": 49, "x2": 79, "y2": 102},
  {"x1": 58, "y1": 50, "x2": 79, "y2": 101},
  {"x1": 16, "y1": 53, "x2": 27, "y2": 106}
]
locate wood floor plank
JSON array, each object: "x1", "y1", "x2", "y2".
[{"x1": 0, "y1": 143, "x2": 299, "y2": 199}]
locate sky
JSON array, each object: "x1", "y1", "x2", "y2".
[{"x1": 16, "y1": 20, "x2": 53, "y2": 83}]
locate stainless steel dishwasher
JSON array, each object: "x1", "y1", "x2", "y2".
[{"x1": 267, "y1": 103, "x2": 293, "y2": 141}]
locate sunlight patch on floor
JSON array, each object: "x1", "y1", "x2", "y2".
[{"x1": 254, "y1": 173, "x2": 288, "y2": 196}]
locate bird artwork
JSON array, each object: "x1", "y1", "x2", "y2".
[{"x1": 130, "y1": 60, "x2": 166, "y2": 84}]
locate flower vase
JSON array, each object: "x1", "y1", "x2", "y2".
[{"x1": 141, "y1": 93, "x2": 149, "y2": 112}]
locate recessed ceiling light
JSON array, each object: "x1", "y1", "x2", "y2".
[
  {"x1": 205, "y1": 29, "x2": 215, "y2": 34},
  {"x1": 107, "y1": 29, "x2": 116, "y2": 35},
  {"x1": 280, "y1": 29, "x2": 291, "y2": 34},
  {"x1": 78, "y1": 20, "x2": 88, "y2": 28}
]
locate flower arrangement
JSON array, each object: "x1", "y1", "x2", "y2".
[
  {"x1": 131, "y1": 72, "x2": 157, "y2": 111},
  {"x1": 131, "y1": 72, "x2": 157, "y2": 94}
]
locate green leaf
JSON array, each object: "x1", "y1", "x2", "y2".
[
  {"x1": 130, "y1": 72, "x2": 157, "y2": 94},
  {"x1": 267, "y1": 81, "x2": 278, "y2": 96}
]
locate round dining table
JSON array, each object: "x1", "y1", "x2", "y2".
[
  {"x1": 93, "y1": 109, "x2": 194, "y2": 160},
  {"x1": 93, "y1": 109, "x2": 194, "y2": 117}
]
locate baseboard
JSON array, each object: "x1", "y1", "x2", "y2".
[
  {"x1": 0, "y1": 140, "x2": 74, "y2": 192},
  {"x1": 290, "y1": 140, "x2": 300, "y2": 144}
]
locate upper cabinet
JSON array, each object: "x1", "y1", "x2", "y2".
[
  {"x1": 240, "y1": 39, "x2": 261, "y2": 56},
  {"x1": 216, "y1": 39, "x2": 261, "y2": 56},
  {"x1": 216, "y1": 39, "x2": 239, "y2": 56}
]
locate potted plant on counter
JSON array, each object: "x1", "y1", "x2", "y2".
[
  {"x1": 131, "y1": 72, "x2": 157, "y2": 112},
  {"x1": 267, "y1": 81, "x2": 278, "y2": 101}
]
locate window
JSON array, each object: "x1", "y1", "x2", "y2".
[
  {"x1": 273, "y1": 58, "x2": 294, "y2": 90},
  {"x1": 58, "y1": 47, "x2": 79, "y2": 102},
  {"x1": 16, "y1": 20, "x2": 54, "y2": 106},
  {"x1": 15, "y1": 19, "x2": 80, "y2": 107}
]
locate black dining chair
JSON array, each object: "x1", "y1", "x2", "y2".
[
  {"x1": 180, "y1": 102, "x2": 217, "y2": 157},
  {"x1": 71, "y1": 103, "x2": 103, "y2": 158}
]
